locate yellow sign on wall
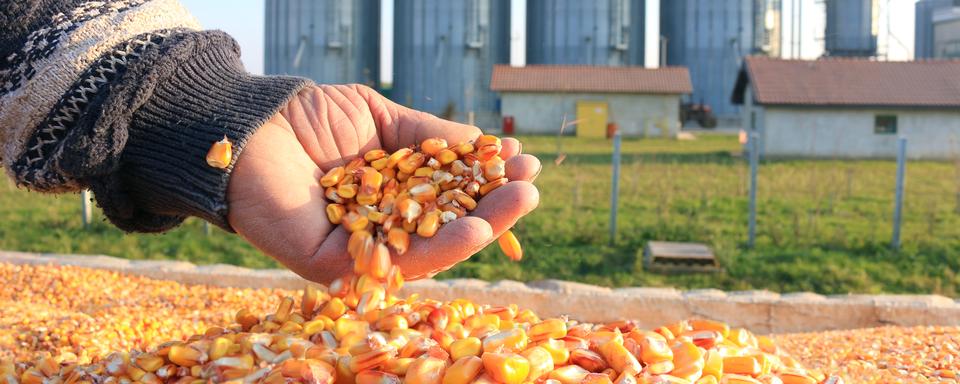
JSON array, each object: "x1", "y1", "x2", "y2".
[{"x1": 576, "y1": 100, "x2": 609, "y2": 138}]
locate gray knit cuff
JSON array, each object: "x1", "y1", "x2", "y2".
[{"x1": 90, "y1": 31, "x2": 311, "y2": 232}]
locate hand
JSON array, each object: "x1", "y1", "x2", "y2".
[{"x1": 226, "y1": 85, "x2": 541, "y2": 284}]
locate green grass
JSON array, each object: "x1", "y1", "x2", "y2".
[{"x1": 2, "y1": 134, "x2": 960, "y2": 296}]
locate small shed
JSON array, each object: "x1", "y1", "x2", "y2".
[
  {"x1": 733, "y1": 57, "x2": 960, "y2": 159},
  {"x1": 490, "y1": 65, "x2": 692, "y2": 137}
]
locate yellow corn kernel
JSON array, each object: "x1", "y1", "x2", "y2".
[
  {"x1": 720, "y1": 374, "x2": 762, "y2": 384},
  {"x1": 417, "y1": 210, "x2": 441, "y2": 238},
  {"x1": 168, "y1": 345, "x2": 204, "y2": 367},
  {"x1": 421, "y1": 138, "x2": 448, "y2": 156},
  {"x1": 703, "y1": 350, "x2": 723, "y2": 380},
  {"x1": 570, "y1": 348, "x2": 608, "y2": 372},
  {"x1": 539, "y1": 338, "x2": 570, "y2": 366},
  {"x1": 481, "y1": 352, "x2": 529, "y2": 384},
  {"x1": 728, "y1": 328, "x2": 756, "y2": 348},
  {"x1": 778, "y1": 372, "x2": 816, "y2": 384},
  {"x1": 385, "y1": 227, "x2": 410, "y2": 255},
  {"x1": 338, "y1": 183, "x2": 359, "y2": 199},
  {"x1": 398, "y1": 152, "x2": 426, "y2": 174},
  {"x1": 348, "y1": 346, "x2": 397, "y2": 373},
  {"x1": 497, "y1": 230, "x2": 523, "y2": 261},
  {"x1": 342, "y1": 211, "x2": 369, "y2": 233},
  {"x1": 482, "y1": 156, "x2": 506, "y2": 180},
  {"x1": 321, "y1": 166, "x2": 346, "y2": 187},
  {"x1": 481, "y1": 328, "x2": 528, "y2": 353},
  {"x1": 479, "y1": 178, "x2": 507, "y2": 196},
  {"x1": 647, "y1": 360, "x2": 675, "y2": 375},
  {"x1": 396, "y1": 198, "x2": 422, "y2": 223},
  {"x1": 599, "y1": 339, "x2": 642, "y2": 374},
  {"x1": 405, "y1": 357, "x2": 447, "y2": 384},
  {"x1": 723, "y1": 356, "x2": 761, "y2": 377},
  {"x1": 548, "y1": 365, "x2": 591, "y2": 384},
  {"x1": 367, "y1": 243, "x2": 392, "y2": 279},
  {"x1": 325, "y1": 203, "x2": 346, "y2": 225},
  {"x1": 582, "y1": 373, "x2": 614, "y2": 384},
  {"x1": 364, "y1": 149, "x2": 388, "y2": 162},
  {"x1": 639, "y1": 335, "x2": 674, "y2": 364},
  {"x1": 442, "y1": 356, "x2": 482, "y2": 384},
  {"x1": 414, "y1": 167, "x2": 434, "y2": 177},
  {"x1": 527, "y1": 318, "x2": 566, "y2": 341},
  {"x1": 134, "y1": 353, "x2": 164, "y2": 373},
  {"x1": 447, "y1": 337, "x2": 481, "y2": 361},
  {"x1": 205, "y1": 337, "x2": 231, "y2": 361},
  {"x1": 319, "y1": 297, "x2": 347, "y2": 320},
  {"x1": 206, "y1": 135, "x2": 233, "y2": 168},
  {"x1": 436, "y1": 148, "x2": 458, "y2": 165},
  {"x1": 378, "y1": 357, "x2": 414, "y2": 376},
  {"x1": 696, "y1": 377, "x2": 720, "y2": 384},
  {"x1": 521, "y1": 346, "x2": 554, "y2": 382},
  {"x1": 689, "y1": 319, "x2": 730, "y2": 338},
  {"x1": 356, "y1": 370, "x2": 401, "y2": 384}
]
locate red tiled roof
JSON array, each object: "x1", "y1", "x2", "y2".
[
  {"x1": 734, "y1": 56, "x2": 960, "y2": 107},
  {"x1": 490, "y1": 65, "x2": 692, "y2": 94}
]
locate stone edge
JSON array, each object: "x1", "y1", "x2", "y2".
[{"x1": 2, "y1": 250, "x2": 958, "y2": 334}]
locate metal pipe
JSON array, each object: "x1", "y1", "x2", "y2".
[
  {"x1": 892, "y1": 136, "x2": 906, "y2": 249},
  {"x1": 609, "y1": 131, "x2": 622, "y2": 246},
  {"x1": 748, "y1": 132, "x2": 759, "y2": 248}
]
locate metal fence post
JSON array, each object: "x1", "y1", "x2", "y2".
[
  {"x1": 609, "y1": 131, "x2": 622, "y2": 246},
  {"x1": 81, "y1": 190, "x2": 92, "y2": 229},
  {"x1": 892, "y1": 136, "x2": 907, "y2": 250},
  {"x1": 748, "y1": 132, "x2": 759, "y2": 248}
]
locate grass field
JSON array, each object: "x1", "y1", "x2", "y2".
[{"x1": 2, "y1": 134, "x2": 959, "y2": 296}]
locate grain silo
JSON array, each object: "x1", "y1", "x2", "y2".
[
  {"x1": 525, "y1": 0, "x2": 647, "y2": 66},
  {"x1": 391, "y1": 0, "x2": 510, "y2": 129},
  {"x1": 824, "y1": 0, "x2": 878, "y2": 57},
  {"x1": 916, "y1": 0, "x2": 960, "y2": 59},
  {"x1": 264, "y1": 0, "x2": 380, "y2": 87},
  {"x1": 661, "y1": 0, "x2": 771, "y2": 121}
]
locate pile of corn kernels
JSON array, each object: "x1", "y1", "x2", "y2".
[{"x1": 3, "y1": 262, "x2": 957, "y2": 384}]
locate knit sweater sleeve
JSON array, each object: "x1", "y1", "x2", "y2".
[{"x1": 0, "y1": 0, "x2": 312, "y2": 232}]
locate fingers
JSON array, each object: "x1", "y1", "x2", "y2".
[
  {"x1": 505, "y1": 154, "x2": 541, "y2": 182},
  {"x1": 500, "y1": 137, "x2": 521, "y2": 159},
  {"x1": 396, "y1": 216, "x2": 493, "y2": 280}
]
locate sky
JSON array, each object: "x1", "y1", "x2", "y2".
[{"x1": 180, "y1": 0, "x2": 921, "y2": 79}]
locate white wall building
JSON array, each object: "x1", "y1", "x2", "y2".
[
  {"x1": 733, "y1": 57, "x2": 960, "y2": 159},
  {"x1": 490, "y1": 65, "x2": 692, "y2": 137}
]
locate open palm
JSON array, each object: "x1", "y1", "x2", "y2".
[{"x1": 226, "y1": 85, "x2": 540, "y2": 284}]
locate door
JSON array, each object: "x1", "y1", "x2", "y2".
[{"x1": 576, "y1": 100, "x2": 609, "y2": 138}]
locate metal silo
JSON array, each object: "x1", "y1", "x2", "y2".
[
  {"x1": 264, "y1": 0, "x2": 379, "y2": 87},
  {"x1": 916, "y1": 0, "x2": 958, "y2": 59},
  {"x1": 824, "y1": 0, "x2": 878, "y2": 57},
  {"x1": 660, "y1": 0, "x2": 760, "y2": 120},
  {"x1": 526, "y1": 0, "x2": 646, "y2": 66},
  {"x1": 392, "y1": 0, "x2": 510, "y2": 129}
]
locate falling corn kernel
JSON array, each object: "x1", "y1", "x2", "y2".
[
  {"x1": 498, "y1": 230, "x2": 523, "y2": 261},
  {"x1": 205, "y1": 135, "x2": 232, "y2": 168}
]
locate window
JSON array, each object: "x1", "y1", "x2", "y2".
[{"x1": 875, "y1": 115, "x2": 897, "y2": 135}]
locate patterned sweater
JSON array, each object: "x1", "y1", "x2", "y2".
[{"x1": 0, "y1": 0, "x2": 312, "y2": 233}]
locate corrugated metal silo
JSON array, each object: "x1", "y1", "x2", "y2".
[
  {"x1": 916, "y1": 0, "x2": 958, "y2": 59},
  {"x1": 824, "y1": 0, "x2": 878, "y2": 57},
  {"x1": 264, "y1": 0, "x2": 379, "y2": 87},
  {"x1": 525, "y1": 0, "x2": 646, "y2": 66},
  {"x1": 392, "y1": 0, "x2": 510, "y2": 128},
  {"x1": 660, "y1": 0, "x2": 758, "y2": 120}
]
